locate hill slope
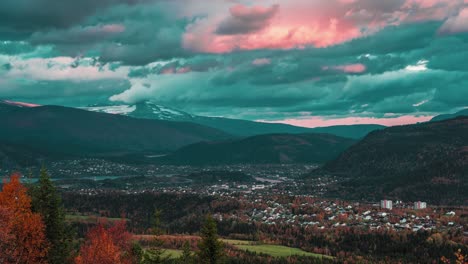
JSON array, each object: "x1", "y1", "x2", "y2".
[
  {"x1": 161, "y1": 133, "x2": 356, "y2": 165},
  {"x1": 323, "y1": 117, "x2": 468, "y2": 204},
  {"x1": 0, "y1": 105, "x2": 231, "y2": 159},
  {"x1": 430, "y1": 108, "x2": 468, "y2": 122},
  {"x1": 84, "y1": 101, "x2": 384, "y2": 139}
]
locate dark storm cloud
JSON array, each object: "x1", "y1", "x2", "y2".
[
  {"x1": 0, "y1": 0, "x2": 467, "y2": 123},
  {"x1": 2, "y1": 2, "x2": 190, "y2": 65},
  {"x1": 0, "y1": 79, "x2": 130, "y2": 106},
  {"x1": 215, "y1": 4, "x2": 279, "y2": 35},
  {"x1": 109, "y1": 21, "x2": 468, "y2": 119},
  {"x1": 0, "y1": 0, "x2": 147, "y2": 32}
]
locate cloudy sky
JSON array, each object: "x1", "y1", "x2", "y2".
[{"x1": 1, "y1": 0, "x2": 467, "y2": 127}]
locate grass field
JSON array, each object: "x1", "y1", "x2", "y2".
[
  {"x1": 161, "y1": 249, "x2": 183, "y2": 259},
  {"x1": 65, "y1": 214, "x2": 128, "y2": 223},
  {"x1": 222, "y1": 239, "x2": 332, "y2": 259},
  {"x1": 221, "y1": 239, "x2": 253, "y2": 245}
]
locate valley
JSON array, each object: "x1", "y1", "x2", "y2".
[{"x1": 0, "y1": 100, "x2": 467, "y2": 263}]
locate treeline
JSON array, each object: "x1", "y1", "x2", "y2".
[
  {"x1": 62, "y1": 190, "x2": 467, "y2": 263},
  {"x1": 62, "y1": 191, "x2": 255, "y2": 236},
  {"x1": 1, "y1": 170, "x2": 72, "y2": 263},
  {"x1": 0, "y1": 171, "x2": 227, "y2": 264},
  {"x1": 1, "y1": 171, "x2": 328, "y2": 264},
  {"x1": 2, "y1": 170, "x2": 467, "y2": 264},
  {"x1": 255, "y1": 223, "x2": 468, "y2": 263}
]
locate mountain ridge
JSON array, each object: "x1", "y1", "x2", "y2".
[
  {"x1": 430, "y1": 108, "x2": 468, "y2": 122},
  {"x1": 161, "y1": 133, "x2": 356, "y2": 165},
  {"x1": 83, "y1": 100, "x2": 385, "y2": 139},
  {"x1": 321, "y1": 116, "x2": 468, "y2": 204},
  {"x1": 0, "y1": 103, "x2": 231, "y2": 164}
]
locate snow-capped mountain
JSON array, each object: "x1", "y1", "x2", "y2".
[
  {"x1": 1, "y1": 99, "x2": 384, "y2": 138},
  {"x1": 81, "y1": 100, "x2": 384, "y2": 138},
  {"x1": 83, "y1": 101, "x2": 194, "y2": 121}
]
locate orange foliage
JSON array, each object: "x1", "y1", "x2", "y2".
[
  {"x1": 0, "y1": 174, "x2": 49, "y2": 264},
  {"x1": 441, "y1": 249, "x2": 468, "y2": 264},
  {"x1": 75, "y1": 221, "x2": 133, "y2": 264}
]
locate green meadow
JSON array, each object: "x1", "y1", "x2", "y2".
[{"x1": 222, "y1": 239, "x2": 333, "y2": 259}]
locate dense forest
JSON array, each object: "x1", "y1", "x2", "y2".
[
  {"x1": 322, "y1": 117, "x2": 468, "y2": 204},
  {"x1": 1, "y1": 170, "x2": 467, "y2": 264}
]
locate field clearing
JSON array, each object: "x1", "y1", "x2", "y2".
[
  {"x1": 65, "y1": 214, "x2": 128, "y2": 223},
  {"x1": 223, "y1": 239, "x2": 332, "y2": 259},
  {"x1": 221, "y1": 239, "x2": 253, "y2": 245},
  {"x1": 162, "y1": 249, "x2": 183, "y2": 259}
]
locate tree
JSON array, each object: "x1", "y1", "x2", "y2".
[
  {"x1": 197, "y1": 215, "x2": 224, "y2": 264},
  {"x1": 75, "y1": 221, "x2": 133, "y2": 264},
  {"x1": 140, "y1": 209, "x2": 170, "y2": 264},
  {"x1": 179, "y1": 241, "x2": 194, "y2": 264},
  {"x1": 0, "y1": 174, "x2": 49, "y2": 264},
  {"x1": 151, "y1": 208, "x2": 164, "y2": 236},
  {"x1": 31, "y1": 167, "x2": 73, "y2": 264}
]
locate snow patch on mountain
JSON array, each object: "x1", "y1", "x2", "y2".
[
  {"x1": 85, "y1": 105, "x2": 137, "y2": 115},
  {"x1": 83, "y1": 101, "x2": 194, "y2": 121}
]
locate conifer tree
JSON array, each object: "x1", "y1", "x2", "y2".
[
  {"x1": 31, "y1": 167, "x2": 73, "y2": 264},
  {"x1": 197, "y1": 215, "x2": 224, "y2": 264},
  {"x1": 151, "y1": 208, "x2": 164, "y2": 235},
  {"x1": 179, "y1": 241, "x2": 193, "y2": 264},
  {"x1": 141, "y1": 208, "x2": 169, "y2": 264}
]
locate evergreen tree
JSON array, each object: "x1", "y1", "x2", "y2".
[
  {"x1": 131, "y1": 242, "x2": 145, "y2": 264},
  {"x1": 152, "y1": 208, "x2": 164, "y2": 235},
  {"x1": 31, "y1": 167, "x2": 73, "y2": 264},
  {"x1": 179, "y1": 241, "x2": 193, "y2": 264},
  {"x1": 142, "y1": 208, "x2": 170, "y2": 264},
  {"x1": 198, "y1": 215, "x2": 224, "y2": 264}
]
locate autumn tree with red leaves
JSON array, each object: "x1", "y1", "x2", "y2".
[
  {"x1": 75, "y1": 221, "x2": 134, "y2": 264},
  {"x1": 0, "y1": 174, "x2": 49, "y2": 264}
]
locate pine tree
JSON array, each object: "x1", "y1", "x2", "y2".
[
  {"x1": 31, "y1": 167, "x2": 73, "y2": 264},
  {"x1": 151, "y1": 208, "x2": 164, "y2": 235},
  {"x1": 197, "y1": 215, "x2": 224, "y2": 264},
  {"x1": 141, "y1": 208, "x2": 169, "y2": 264},
  {"x1": 179, "y1": 241, "x2": 193, "y2": 264}
]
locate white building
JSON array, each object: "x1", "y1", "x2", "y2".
[
  {"x1": 380, "y1": 200, "x2": 393, "y2": 210},
  {"x1": 413, "y1": 201, "x2": 427, "y2": 210}
]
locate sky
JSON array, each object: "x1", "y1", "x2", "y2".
[{"x1": 0, "y1": 0, "x2": 468, "y2": 127}]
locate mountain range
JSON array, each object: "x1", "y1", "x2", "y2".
[
  {"x1": 161, "y1": 133, "x2": 356, "y2": 165},
  {"x1": 1, "y1": 99, "x2": 467, "y2": 204},
  {"x1": 430, "y1": 108, "x2": 468, "y2": 122},
  {"x1": 322, "y1": 117, "x2": 468, "y2": 204},
  {"x1": 0, "y1": 101, "x2": 230, "y2": 166},
  {"x1": 0, "y1": 100, "x2": 360, "y2": 167},
  {"x1": 83, "y1": 101, "x2": 385, "y2": 139}
]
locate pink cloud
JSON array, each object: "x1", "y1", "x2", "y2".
[
  {"x1": 160, "y1": 67, "x2": 192, "y2": 75},
  {"x1": 3, "y1": 100, "x2": 41, "y2": 108},
  {"x1": 252, "y1": 58, "x2": 271, "y2": 66},
  {"x1": 325, "y1": 63, "x2": 366, "y2": 73},
  {"x1": 183, "y1": 2, "x2": 364, "y2": 53},
  {"x1": 182, "y1": 0, "x2": 465, "y2": 54},
  {"x1": 160, "y1": 67, "x2": 175, "y2": 74},
  {"x1": 176, "y1": 67, "x2": 191, "y2": 74},
  {"x1": 259, "y1": 115, "x2": 434, "y2": 128},
  {"x1": 215, "y1": 4, "x2": 279, "y2": 35},
  {"x1": 439, "y1": 8, "x2": 468, "y2": 34},
  {"x1": 100, "y1": 24, "x2": 125, "y2": 34}
]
